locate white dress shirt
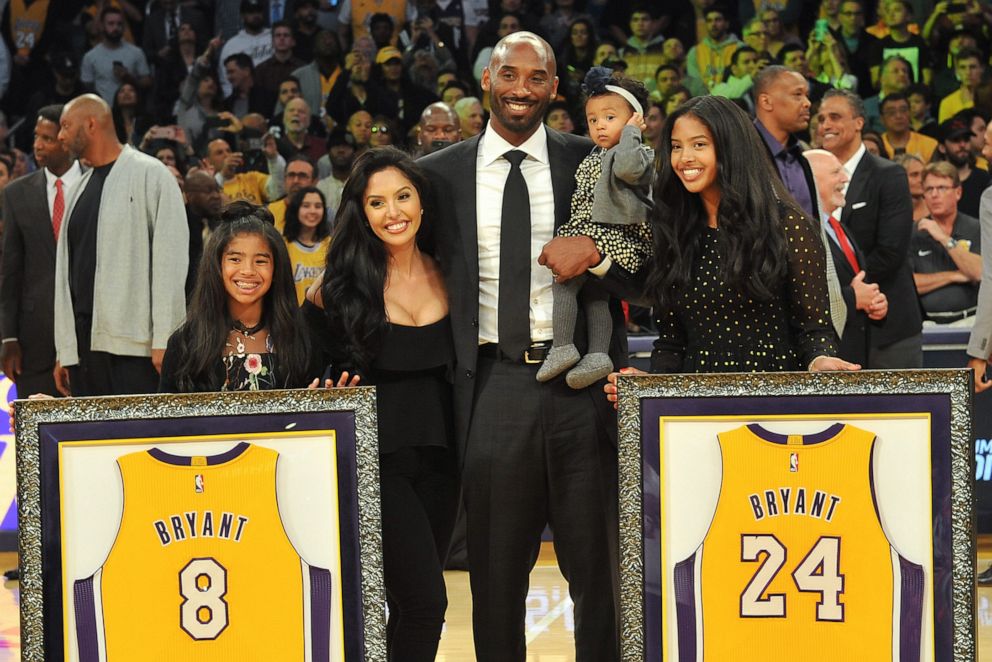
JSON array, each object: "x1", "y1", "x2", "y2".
[
  {"x1": 476, "y1": 122, "x2": 555, "y2": 344},
  {"x1": 836, "y1": 142, "x2": 867, "y2": 220},
  {"x1": 44, "y1": 160, "x2": 84, "y2": 219}
]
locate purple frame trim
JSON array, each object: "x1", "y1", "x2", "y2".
[
  {"x1": 39, "y1": 411, "x2": 364, "y2": 661},
  {"x1": 643, "y1": 393, "x2": 952, "y2": 662},
  {"x1": 310, "y1": 566, "x2": 332, "y2": 662}
]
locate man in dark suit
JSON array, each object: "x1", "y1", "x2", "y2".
[
  {"x1": 752, "y1": 65, "x2": 846, "y2": 339},
  {"x1": 806, "y1": 148, "x2": 889, "y2": 365},
  {"x1": 419, "y1": 31, "x2": 639, "y2": 661},
  {"x1": 0, "y1": 105, "x2": 82, "y2": 396},
  {"x1": 817, "y1": 88, "x2": 923, "y2": 368}
]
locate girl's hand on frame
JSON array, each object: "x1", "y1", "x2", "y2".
[{"x1": 308, "y1": 371, "x2": 361, "y2": 389}]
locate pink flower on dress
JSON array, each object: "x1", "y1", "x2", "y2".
[{"x1": 244, "y1": 353, "x2": 263, "y2": 375}]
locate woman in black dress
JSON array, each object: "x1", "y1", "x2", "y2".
[
  {"x1": 608, "y1": 95, "x2": 857, "y2": 402},
  {"x1": 159, "y1": 202, "x2": 316, "y2": 392},
  {"x1": 308, "y1": 147, "x2": 457, "y2": 661}
]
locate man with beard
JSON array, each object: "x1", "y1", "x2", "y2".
[
  {"x1": 53, "y1": 94, "x2": 188, "y2": 396},
  {"x1": 685, "y1": 6, "x2": 741, "y2": 93},
  {"x1": 806, "y1": 148, "x2": 889, "y2": 365},
  {"x1": 291, "y1": 0, "x2": 321, "y2": 62},
  {"x1": 291, "y1": 30, "x2": 343, "y2": 122},
  {"x1": 275, "y1": 97, "x2": 326, "y2": 162},
  {"x1": 0, "y1": 105, "x2": 83, "y2": 397},
  {"x1": 80, "y1": 6, "x2": 151, "y2": 103},
  {"x1": 218, "y1": 0, "x2": 273, "y2": 97},
  {"x1": 817, "y1": 88, "x2": 923, "y2": 368},
  {"x1": 937, "y1": 116, "x2": 991, "y2": 218},
  {"x1": 316, "y1": 127, "x2": 354, "y2": 217},
  {"x1": 420, "y1": 31, "x2": 638, "y2": 661},
  {"x1": 182, "y1": 169, "x2": 222, "y2": 296},
  {"x1": 415, "y1": 101, "x2": 460, "y2": 155}
]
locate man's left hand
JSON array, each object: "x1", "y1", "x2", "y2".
[
  {"x1": 538, "y1": 236, "x2": 601, "y2": 281},
  {"x1": 916, "y1": 218, "x2": 949, "y2": 245}
]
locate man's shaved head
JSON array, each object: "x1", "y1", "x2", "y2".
[
  {"x1": 489, "y1": 31, "x2": 556, "y2": 78},
  {"x1": 59, "y1": 93, "x2": 117, "y2": 161}
]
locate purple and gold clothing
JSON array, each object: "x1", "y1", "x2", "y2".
[
  {"x1": 73, "y1": 442, "x2": 332, "y2": 661},
  {"x1": 675, "y1": 424, "x2": 924, "y2": 661}
]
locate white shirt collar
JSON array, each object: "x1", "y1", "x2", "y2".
[
  {"x1": 479, "y1": 121, "x2": 549, "y2": 168},
  {"x1": 841, "y1": 142, "x2": 867, "y2": 178},
  {"x1": 44, "y1": 160, "x2": 82, "y2": 187}
]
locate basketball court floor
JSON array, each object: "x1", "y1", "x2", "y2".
[{"x1": 2, "y1": 543, "x2": 992, "y2": 660}]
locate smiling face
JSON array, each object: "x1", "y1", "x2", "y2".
[
  {"x1": 482, "y1": 36, "x2": 558, "y2": 143},
  {"x1": 807, "y1": 150, "x2": 849, "y2": 211},
  {"x1": 297, "y1": 191, "x2": 325, "y2": 230},
  {"x1": 670, "y1": 113, "x2": 718, "y2": 199},
  {"x1": 364, "y1": 166, "x2": 423, "y2": 251},
  {"x1": 222, "y1": 232, "x2": 274, "y2": 318},
  {"x1": 586, "y1": 93, "x2": 634, "y2": 149},
  {"x1": 817, "y1": 95, "x2": 864, "y2": 158}
]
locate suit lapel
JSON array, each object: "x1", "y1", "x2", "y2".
[
  {"x1": 26, "y1": 171, "x2": 57, "y2": 258},
  {"x1": 546, "y1": 130, "x2": 571, "y2": 231},
  {"x1": 454, "y1": 136, "x2": 480, "y2": 295}
]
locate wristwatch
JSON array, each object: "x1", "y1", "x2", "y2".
[{"x1": 945, "y1": 237, "x2": 958, "y2": 250}]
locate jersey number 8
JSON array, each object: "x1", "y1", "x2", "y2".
[{"x1": 179, "y1": 557, "x2": 230, "y2": 640}]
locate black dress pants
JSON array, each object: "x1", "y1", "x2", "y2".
[
  {"x1": 463, "y1": 355, "x2": 619, "y2": 662},
  {"x1": 380, "y1": 445, "x2": 459, "y2": 662}
]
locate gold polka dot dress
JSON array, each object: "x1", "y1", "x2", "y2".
[{"x1": 650, "y1": 209, "x2": 838, "y2": 373}]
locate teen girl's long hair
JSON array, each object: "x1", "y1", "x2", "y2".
[
  {"x1": 319, "y1": 146, "x2": 436, "y2": 374},
  {"x1": 646, "y1": 94, "x2": 797, "y2": 314},
  {"x1": 172, "y1": 202, "x2": 311, "y2": 391}
]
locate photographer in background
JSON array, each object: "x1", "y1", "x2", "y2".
[{"x1": 200, "y1": 115, "x2": 285, "y2": 205}]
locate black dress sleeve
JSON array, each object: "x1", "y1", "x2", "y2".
[{"x1": 781, "y1": 208, "x2": 839, "y2": 366}]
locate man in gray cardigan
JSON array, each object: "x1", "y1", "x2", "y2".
[{"x1": 53, "y1": 94, "x2": 188, "y2": 396}]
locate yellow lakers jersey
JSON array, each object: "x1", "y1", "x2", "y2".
[
  {"x1": 675, "y1": 423, "x2": 924, "y2": 662},
  {"x1": 73, "y1": 442, "x2": 332, "y2": 661}
]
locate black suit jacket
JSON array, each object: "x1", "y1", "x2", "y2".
[
  {"x1": 418, "y1": 129, "x2": 642, "y2": 462},
  {"x1": 840, "y1": 151, "x2": 922, "y2": 347},
  {"x1": 825, "y1": 223, "x2": 870, "y2": 365},
  {"x1": 0, "y1": 170, "x2": 58, "y2": 383}
]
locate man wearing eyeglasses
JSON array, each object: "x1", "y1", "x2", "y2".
[{"x1": 912, "y1": 161, "x2": 983, "y2": 325}]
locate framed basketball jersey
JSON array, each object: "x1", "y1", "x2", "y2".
[
  {"x1": 612, "y1": 370, "x2": 975, "y2": 662},
  {"x1": 14, "y1": 389, "x2": 386, "y2": 662}
]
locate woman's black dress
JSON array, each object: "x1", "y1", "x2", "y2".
[{"x1": 651, "y1": 209, "x2": 838, "y2": 373}]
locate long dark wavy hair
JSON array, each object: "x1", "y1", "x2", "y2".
[
  {"x1": 647, "y1": 95, "x2": 795, "y2": 313},
  {"x1": 171, "y1": 201, "x2": 311, "y2": 391},
  {"x1": 320, "y1": 146, "x2": 436, "y2": 374},
  {"x1": 283, "y1": 186, "x2": 330, "y2": 243}
]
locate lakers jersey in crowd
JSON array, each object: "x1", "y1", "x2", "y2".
[
  {"x1": 73, "y1": 442, "x2": 332, "y2": 661},
  {"x1": 674, "y1": 423, "x2": 924, "y2": 661}
]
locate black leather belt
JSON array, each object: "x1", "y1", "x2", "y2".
[
  {"x1": 478, "y1": 341, "x2": 552, "y2": 364},
  {"x1": 927, "y1": 307, "x2": 977, "y2": 324}
]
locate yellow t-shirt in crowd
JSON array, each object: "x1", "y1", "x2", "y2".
[{"x1": 286, "y1": 237, "x2": 331, "y2": 305}]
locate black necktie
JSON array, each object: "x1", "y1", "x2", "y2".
[{"x1": 498, "y1": 149, "x2": 531, "y2": 358}]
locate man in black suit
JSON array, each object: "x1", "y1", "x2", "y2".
[
  {"x1": 419, "y1": 31, "x2": 638, "y2": 661},
  {"x1": 817, "y1": 89, "x2": 923, "y2": 368},
  {"x1": 0, "y1": 105, "x2": 83, "y2": 396},
  {"x1": 805, "y1": 148, "x2": 889, "y2": 365}
]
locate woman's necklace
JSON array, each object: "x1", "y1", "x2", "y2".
[{"x1": 229, "y1": 318, "x2": 265, "y2": 354}]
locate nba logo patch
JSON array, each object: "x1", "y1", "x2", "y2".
[
  {"x1": 194, "y1": 474, "x2": 204, "y2": 493},
  {"x1": 790, "y1": 453, "x2": 799, "y2": 472}
]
